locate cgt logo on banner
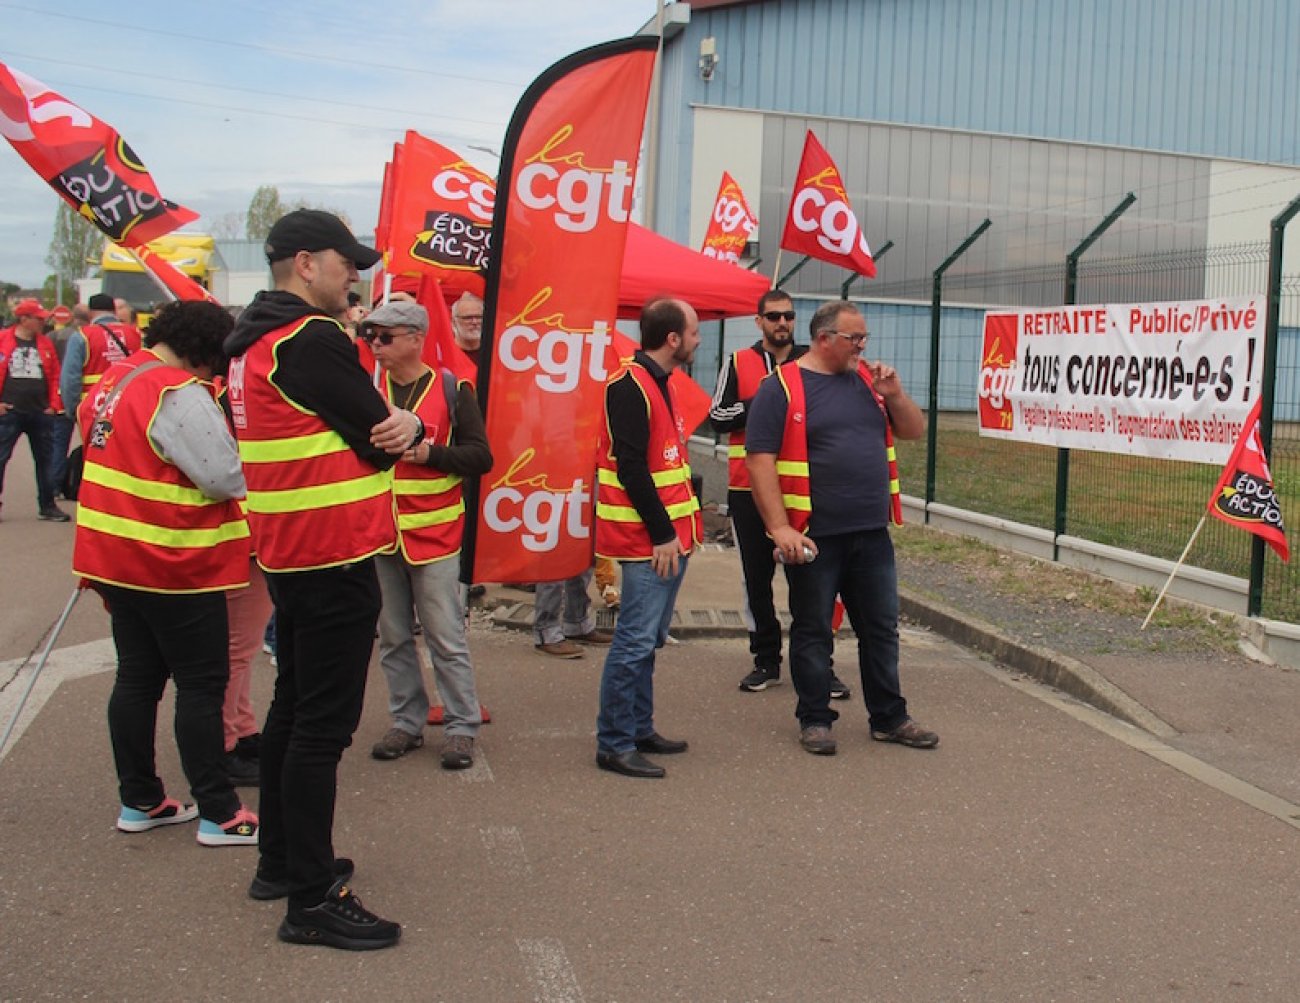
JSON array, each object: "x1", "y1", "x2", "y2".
[
  {"x1": 474, "y1": 37, "x2": 656, "y2": 583},
  {"x1": 779, "y1": 130, "x2": 876, "y2": 278},
  {"x1": 701, "y1": 171, "x2": 758, "y2": 265},
  {"x1": 978, "y1": 313, "x2": 1019, "y2": 433}
]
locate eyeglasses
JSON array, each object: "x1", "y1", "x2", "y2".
[
  {"x1": 827, "y1": 330, "x2": 868, "y2": 346},
  {"x1": 361, "y1": 328, "x2": 415, "y2": 345},
  {"x1": 762, "y1": 310, "x2": 797, "y2": 322},
  {"x1": 456, "y1": 314, "x2": 484, "y2": 325}
]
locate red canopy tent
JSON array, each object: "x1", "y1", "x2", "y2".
[{"x1": 618, "y1": 223, "x2": 770, "y2": 320}]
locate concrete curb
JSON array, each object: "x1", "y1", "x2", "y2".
[{"x1": 481, "y1": 592, "x2": 1177, "y2": 739}]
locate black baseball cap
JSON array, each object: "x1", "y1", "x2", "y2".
[{"x1": 264, "y1": 209, "x2": 381, "y2": 270}]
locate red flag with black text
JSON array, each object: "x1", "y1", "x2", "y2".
[
  {"x1": 779, "y1": 130, "x2": 875, "y2": 278},
  {"x1": 1206, "y1": 398, "x2": 1289, "y2": 562},
  {"x1": 469, "y1": 36, "x2": 657, "y2": 583},
  {"x1": 0, "y1": 62, "x2": 197, "y2": 245}
]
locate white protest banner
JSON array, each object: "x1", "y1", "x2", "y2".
[{"x1": 977, "y1": 296, "x2": 1264, "y2": 464}]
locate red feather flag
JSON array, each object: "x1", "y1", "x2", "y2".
[
  {"x1": 1206, "y1": 398, "x2": 1289, "y2": 562},
  {"x1": 779, "y1": 130, "x2": 875, "y2": 278}
]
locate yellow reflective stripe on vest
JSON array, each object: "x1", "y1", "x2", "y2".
[
  {"x1": 237, "y1": 429, "x2": 350, "y2": 463},
  {"x1": 398, "y1": 501, "x2": 464, "y2": 531},
  {"x1": 598, "y1": 497, "x2": 697, "y2": 523},
  {"x1": 782, "y1": 493, "x2": 812, "y2": 512},
  {"x1": 78, "y1": 507, "x2": 250, "y2": 548},
  {"x1": 597, "y1": 466, "x2": 691, "y2": 490},
  {"x1": 727, "y1": 444, "x2": 746, "y2": 459},
  {"x1": 775, "y1": 460, "x2": 809, "y2": 477},
  {"x1": 395, "y1": 475, "x2": 461, "y2": 496},
  {"x1": 82, "y1": 464, "x2": 219, "y2": 508},
  {"x1": 83, "y1": 374, "x2": 102, "y2": 386},
  {"x1": 246, "y1": 469, "x2": 393, "y2": 513}
]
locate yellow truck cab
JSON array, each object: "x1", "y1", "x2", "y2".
[{"x1": 100, "y1": 234, "x2": 217, "y2": 325}]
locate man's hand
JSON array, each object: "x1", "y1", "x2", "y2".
[
  {"x1": 867, "y1": 361, "x2": 903, "y2": 399},
  {"x1": 0, "y1": 402, "x2": 11, "y2": 415},
  {"x1": 651, "y1": 538, "x2": 684, "y2": 579},
  {"x1": 770, "y1": 525, "x2": 817, "y2": 564},
  {"x1": 370, "y1": 402, "x2": 421, "y2": 455}
]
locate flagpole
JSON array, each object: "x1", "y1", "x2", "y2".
[
  {"x1": 1141, "y1": 515, "x2": 1207, "y2": 630},
  {"x1": 771, "y1": 249, "x2": 784, "y2": 288}
]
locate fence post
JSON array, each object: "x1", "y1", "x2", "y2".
[
  {"x1": 925, "y1": 219, "x2": 992, "y2": 520},
  {"x1": 1248, "y1": 192, "x2": 1300, "y2": 615},
  {"x1": 1054, "y1": 192, "x2": 1136, "y2": 559},
  {"x1": 842, "y1": 239, "x2": 894, "y2": 299}
]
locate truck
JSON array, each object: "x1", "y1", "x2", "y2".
[{"x1": 81, "y1": 233, "x2": 222, "y2": 323}]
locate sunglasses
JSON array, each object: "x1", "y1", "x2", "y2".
[
  {"x1": 361, "y1": 328, "x2": 413, "y2": 345},
  {"x1": 762, "y1": 310, "x2": 797, "y2": 322}
]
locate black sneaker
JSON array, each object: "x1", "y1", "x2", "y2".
[
  {"x1": 223, "y1": 751, "x2": 260, "y2": 787},
  {"x1": 738, "y1": 667, "x2": 780, "y2": 692},
  {"x1": 278, "y1": 878, "x2": 400, "y2": 950},
  {"x1": 828, "y1": 673, "x2": 852, "y2": 700},
  {"x1": 249, "y1": 857, "x2": 356, "y2": 901},
  {"x1": 38, "y1": 505, "x2": 71, "y2": 522}
]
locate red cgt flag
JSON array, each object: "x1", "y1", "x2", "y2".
[
  {"x1": 700, "y1": 171, "x2": 758, "y2": 266},
  {"x1": 0, "y1": 62, "x2": 196, "y2": 246},
  {"x1": 1206, "y1": 398, "x2": 1289, "y2": 562},
  {"x1": 384, "y1": 131, "x2": 493, "y2": 298},
  {"x1": 779, "y1": 130, "x2": 875, "y2": 278}
]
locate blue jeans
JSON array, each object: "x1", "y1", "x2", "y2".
[
  {"x1": 0, "y1": 409, "x2": 56, "y2": 510},
  {"x1": 48, "y1": 413, "x2": 75, "y2": 496},
  {"x1": 783, "y1": 528, "x2": 908, "y2": 731},
  {"x1": 533, "y1": 570, "x2": 596, "y2": 645},
  {"x1": 596, "y1": 557, "x2": 688, "y2": 754}
]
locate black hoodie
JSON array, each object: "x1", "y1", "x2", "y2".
[{"x1": 225, "y1": 290, "x2": 399, "y2": 470}]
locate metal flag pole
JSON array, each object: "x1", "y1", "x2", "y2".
[{"x1": 0, "y1": 587, "x2": 83, "y2": 754}]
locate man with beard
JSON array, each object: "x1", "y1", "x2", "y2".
[
  {"x1": 224, "y1": 209, "x2": 422, "y2": 951},
  {"x1": 710, "y1": 290, "x2": 850, "y2": 698}
]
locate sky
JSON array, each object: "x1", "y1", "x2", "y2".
[{"x1": 0, "y1": 0, "x2": 658, "y2": 288}]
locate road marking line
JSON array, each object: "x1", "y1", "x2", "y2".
[
  {"x1": 0, "y1": 639, "x2": 116, "y2": 761},
  {"x1": 458, "y1": 748, "x2": 495, "y2": 783},
  {"x1": 479, "y1": 825, "x2": 531, "y2": 879},
  {"x1": 517, "y1": 937, "x2": 585, "y2": 1003}
]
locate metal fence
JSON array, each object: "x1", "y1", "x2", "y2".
[{"x1": 689, "y1": 241, "x2": 1300, "y2": 622}]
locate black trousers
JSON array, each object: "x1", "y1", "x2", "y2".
[
  {"x1": 728, "y1": 489, "x2": 783, "y2": 672},
  {"x1": 260, "y1": 560, "x2": 381, "y2": 911},
  {"x1": 101, "y1": 584, "x2": 238, "y2": 823}
]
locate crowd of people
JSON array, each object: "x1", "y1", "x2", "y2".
[{"x1": 3, "y1": 208, "x2": 937, "y2": 953}]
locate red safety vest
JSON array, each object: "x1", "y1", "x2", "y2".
[
  {"x1": 81, "y1": 322, "x2": 142, "y2": 399},
  {"x1": 73, "y1": 350, "x2": 250, "y2": 593},
  {"x1": 383, "y1": 368, "x2": 464, "y2": 565},
  {"x1": 725, "y1": 347, "x2": 772, "y2": 491},
  {"x1": 772, "y1": 360, "x2": 902, "y2": 533},
  {"x1": 595, "y1": 362, "x2": 703, "y2": 560},
  {"x1": 227, "y1": 315, "x2": 397, "y2": 573}
]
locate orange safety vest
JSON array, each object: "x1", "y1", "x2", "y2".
[
  {"x1": 73, "y1": 350, "x2": 250, "y2": 593},
  {"x1": 81, "y1": 322, "x2": 142, "y2": 398},
  {"x1": 226, "y1": 315, "x2": 397, "y2": 573},
  {"x1": 383, "y1": 368, "x2": 464, "y2": 565},
  {"x1": 595, "y1": 362, "x2": 703, "y2": 560},
  {"x1": 725, "y1": 347, "x2": 772, "y2": 492},
  {"x1": 773, "y1": 360, "x2": 902, "y2": 533}
]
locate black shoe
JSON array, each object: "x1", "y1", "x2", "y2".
[
  {"x1": 828, "y1": 673, "x2": 852, "y2": 700},
  {"x1": 249, "y1": 858, "x2": 355, "y2": 902},
  {"x1": 223, "y1": 751, "x2": 260, "y2": 787},
  {"x1": 634, "y1": 732, "x2": 688, "y2": 755},
  {"x1": 38, "y1": 506, "x2": 71, "y2": 522},
  {"x1": 738, "y1": 667, "x2": 780, "y2": 692},
  {"x1": 277, "y1": 878, "x2": 400, "y2": 950},
  {"x1": 596, "y1": 749, "x2": 665, "y2": 779}
]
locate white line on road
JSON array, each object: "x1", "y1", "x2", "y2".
[
  {"x1": 0, "y1": 639, "x2": 116, "y2": 761},
  {"x1": 458, "y1": 748, "x2": 495, "y2": 783},
  {"x1": 517, "y1": 937, "x2": 586, "y2": 1003},
  {"x1": 479, "y1": 825, "x2": 532, "y2": 879}
]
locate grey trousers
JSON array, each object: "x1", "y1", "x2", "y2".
[
  {"x1": 533, "y1": 569, "x2": 596, "y2": 645},
  {"x1": 375, "y1": 553, "x2": 481, "y2": 737}
]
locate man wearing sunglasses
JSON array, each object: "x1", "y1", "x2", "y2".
[
  {"x1": 744, "y1": 301, "x2": 938, "y2": 757},
  {"x1": 710, "y1": 290, "x2": 851, "y2": 699}
]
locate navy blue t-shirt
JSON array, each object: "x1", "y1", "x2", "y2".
[{"x1": 746, "y1": 367, "x2": 890, "y2": 536}]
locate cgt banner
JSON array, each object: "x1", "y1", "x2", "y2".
[
  {"x1": 779, "y1": 130, "x2": 875, "y2": 278},
  {"x1": 470, "y1": 36, "x2": 657, "y2": 583},
  {"x1": 0, "y1": 62, "x2": 196, "y2": 245},
  {"x1": 701, "y1": 171, "x2": 758, "y2": 265},
  {"x1": 977, "y1": 296, "x2": 1265, "y2": 464}
]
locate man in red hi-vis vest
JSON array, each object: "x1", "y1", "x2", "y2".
[
  {"x1": 359, "y1": 300, "x2": 493, "y2": 771},
  {"x1": 710, "y1": 288, "x2": 851, "y2": 699},
  {"x1": 224, "y1": 210, "x2": 423, "y2": 952},
  {"x1": 745, "y1": 300, "x2": 938, "y2": 757},
  {"x1": 594, "y1": 297, "x2": 703, "y2": 780}
]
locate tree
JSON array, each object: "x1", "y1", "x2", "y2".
[
  {"x1": 45, "y1": 202, "x2": 104, "y2": 303},
  {"x1": 209, "y1": 211, "x2": 245, "y2": 240},
  {"x1": 246, "y1": 185, "x2": 287, "y2": 241}
]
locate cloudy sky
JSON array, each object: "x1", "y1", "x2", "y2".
[{"x1": 0, "y1": 0, "x2": 657, "y2": 287}]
